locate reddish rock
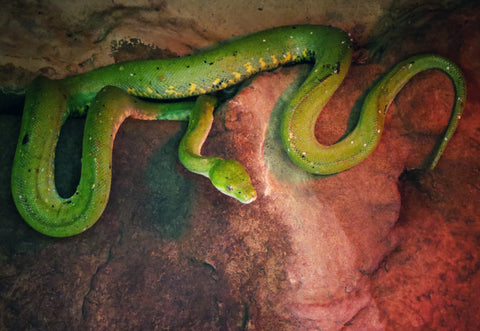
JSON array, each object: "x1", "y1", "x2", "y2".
[{"x1": 1, "y1": 3, "x2": 479, "y2": 331}]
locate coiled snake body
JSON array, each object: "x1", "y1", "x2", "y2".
[{"x1": 11, "y1": 25, "x2": 466, "y2": 237}]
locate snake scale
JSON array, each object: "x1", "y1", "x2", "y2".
[{"x1": 11, "y1": 25, "x2": 466, "y2": 237}]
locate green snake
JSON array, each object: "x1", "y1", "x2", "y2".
[{"x1": 11, "y1": 25, "x2": 466, "y2": 237}]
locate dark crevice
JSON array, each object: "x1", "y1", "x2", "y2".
[
  {"x1": 54, "y1": 117, "x2": 84, "y2": 198},
  {"x1": 80, "y1": 228, "x2": 123, "y2": 321}
]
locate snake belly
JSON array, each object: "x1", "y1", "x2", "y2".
[{"x1": 11, "y1": 25, "x2": 466, "y2": 237}]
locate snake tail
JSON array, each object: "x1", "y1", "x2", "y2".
[{"x1": 282, "y1": 54, "x2": 466, "y2": 174}]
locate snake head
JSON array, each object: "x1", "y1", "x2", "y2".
[{"x1": 209, "y1": 159, "x2": 257, "y2": 204}]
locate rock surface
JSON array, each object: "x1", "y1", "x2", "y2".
[{"x1": 1, "y1": 1, "x2": 479, "y2": 330}]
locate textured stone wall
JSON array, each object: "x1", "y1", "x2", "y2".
[{"x1": 1, "y1": 1, "x2": 479, "y2": 330}]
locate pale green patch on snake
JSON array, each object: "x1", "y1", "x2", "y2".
[{"x1": 11, "y1": 25, "x2": 466, "y2": 237}]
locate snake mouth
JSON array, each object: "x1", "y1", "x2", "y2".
[
  {"x1": 221, "y1": 185, "x2": 257, "y2": 204},
  {"x1": 241, "y1": 191, "x2": 257, "y2": 204}
]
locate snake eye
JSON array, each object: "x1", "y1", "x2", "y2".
[{"x1": 226, "y1": 184, "x2": 233, "y2": 192}]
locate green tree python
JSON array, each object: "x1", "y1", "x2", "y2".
[{"x1": 11, "y1": 25, "x2": 466, "y2": 237}]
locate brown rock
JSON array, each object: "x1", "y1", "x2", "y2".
[{"x1": 1, "y1": 2, "x2": 479, "y2": 330}]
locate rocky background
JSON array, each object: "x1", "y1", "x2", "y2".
[{"x1": 1, "y1": 0, "x2": 479, "y2": 329}]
